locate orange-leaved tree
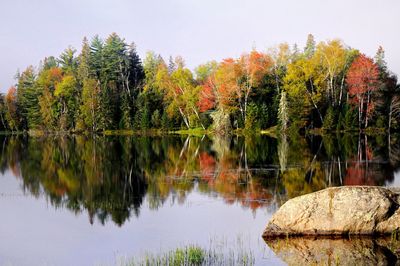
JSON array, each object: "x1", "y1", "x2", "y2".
[
  {"x1": 236, "y1": 51, "x2": 272, "y2": 124},
  {"x1": 5, "y1": 86, "x2": 20, "y2": 131}
]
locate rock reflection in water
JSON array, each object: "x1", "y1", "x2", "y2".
[{"x1": 265, "y1": 237, "x2": 400, "y2": 265}]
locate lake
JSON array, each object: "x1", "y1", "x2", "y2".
[{"x1": 0, "y1": 134, "x2": 399, "y2": 265}]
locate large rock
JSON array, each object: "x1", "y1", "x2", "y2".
[{"x1": 263, "y1": 186, "x2": 400, "y2": 237}]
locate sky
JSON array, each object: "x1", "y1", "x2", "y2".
[{"x1": 0, "y1": 0, "x2": 399, "y2": 92}]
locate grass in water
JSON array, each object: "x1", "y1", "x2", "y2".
[{"x1": 121, "y1": 244, "x2": 254, "y2": 266}]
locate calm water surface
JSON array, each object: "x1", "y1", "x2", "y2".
[{"x1": 0, "y1": 134, "x2": 399, "y2": 265}]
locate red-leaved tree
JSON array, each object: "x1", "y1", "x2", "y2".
[
  {"x1": 346, "y1": 54, "x2": 380, "y2": 129},
  {"x1": 197, "y1": 79, "x2": 216, "y2": 113}
]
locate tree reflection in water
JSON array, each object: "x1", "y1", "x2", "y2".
[{"x1": 0, "y1": 133, "x2": 398, "y2": 226}]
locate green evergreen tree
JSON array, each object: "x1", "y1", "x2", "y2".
[
  {"x1": 304, "y1": 34, "x2": 316, "y2": 58},
  {"x1": 58, "y1": 46, "x2": 78, "y2": 75},
  {"x1": 322, "y1": 106, "x2": 336, "y2": 130},
  {"x1": 16, "y1": 66, "x2": 38, "y2": 129},
  {"x1": 77, "y1": 37, "x2": 90, "y2": 84},
  {"x1": 141, "y1": 104, "x2": 150, "y2": 129},
  {"x1": 161, "y1": 110, "x2": 170, "y2": 130},
  {"x1": 344, "y1": 106, "x2": 356, "y2": 131},
  {"x1": 89, "y1": 35, "x2": 104, "y2": 80},
  {"x1": 151, "y1": 109, "x2": 161, "y2": 128}
]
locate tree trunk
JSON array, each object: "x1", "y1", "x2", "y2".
[
  {"x1": 330, "y1": 77, "x2": 335, "y2": 106},
  {"x1": 388, "y1": 100, "x2": 392, "y2": 133},
  {"x1": 305, "y1": 86, "x2": 323, "y2": 125},
  {"x1": 358, "y1": 96, "x2": 363, "y2": 130},
  {"x1": 0, "y1": 112, "x2": 6, "y2": 130},
  {"x1": 365, "y1": 91, "x2": 371, "y2": 128},
  {"x1": 192, "y1": 106, "x2": 205, "y2": 130},
  {"x1": 244, "y1": 94, "x2": 248, "y2": 125},
  {"x1": 339, "y1": 75, "x2": 345, "y2": 106},
  {"x1": 179, "y1": 107, "x2": 190, "y2": 129}
]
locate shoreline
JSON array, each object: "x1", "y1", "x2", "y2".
[{"x1": 0, "y1": 126, "x2": 394, "y2": 137}]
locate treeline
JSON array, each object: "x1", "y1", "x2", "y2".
[{"x1": 1, "y1": 33, "x2": 399, "y2": 133}]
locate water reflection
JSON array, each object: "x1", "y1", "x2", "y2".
[
  {"x1": 0, "y1": 133, "x2": 399, "y2": 226},
  {"x1": 265, "y1": 237, "x2": 400, "y2": 265}
]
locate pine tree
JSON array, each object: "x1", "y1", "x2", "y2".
[
  {"x1": 123, "y1": 43, "x2": 144, "y2": 127},
  {"x1": 120, "y1": 90, "x2": 132, "y2": 129},
  {"x1": 16, "y1": 66, "x2": 38, "y2": 129},
  {"x1": 374, "y1": 46, "x2": 387, "y2": 74},
  {"x1": 344, "y1": 106, "x2": 356, "y2": 131},
  {"x1": 304, "y1": 34, "x2": 316, "y2": 58},
  {"x1": 127, "y1": 43, "x2": 145, "y2": 90},
  {"x1": 168, "y1": 56, "x2": 176, "y2": 74},
  {"x1": 151, "y1": 109, "x2": 161, "y2": 128},
  {"x1": 90, "y1": 33, "x2": 124, "y2": 130},
  {"x1": 77, "y1": 37, "x2": 90, "y2": 83},
  {"x1": 141, "y1": 104, "x2": 150, "y2": 129},
  {"x1": 89, "y1": 35, "x2": 104, "y2": 80},
  {"x1": 58, "y1": 46, "x2": 78, "y2": 75},
  {"x1": 161, "y1": 111, "x2": 170, "y2": 130},
  {"x1": 322, "y1": 106, "x2": 336, "y2": 130}
]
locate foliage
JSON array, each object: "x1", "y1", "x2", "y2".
[
  {"x1": 0, "y1": 34, "x2": 398, "y2": 133},
  {"x1": 5, "y1": 87, "x2": 19, "y2": 131},
  {"x1": 322, "y1": 106, "x2": 336, "y2": 131},
  {"x1": 346, "y1": 54, "x2": 380, "y2": 129}
]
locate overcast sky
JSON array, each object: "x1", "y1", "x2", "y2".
[{"x1": 0, "y1": 0, "x2": 399, "y2": 92}]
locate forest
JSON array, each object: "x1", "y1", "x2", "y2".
[{"x1": 1, "y1": 33, "x2": 399, "y2": 134}]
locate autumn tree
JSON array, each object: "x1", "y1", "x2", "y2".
[
  {"x1": 195, "y1": 61, "x2": 219, "y2": 115},
  {"x1": 80, "y1": 79, "x2": 101, "y2": 131},
  {"x1": 314, "y1": 40, "x2": 348, "y2": 107},
  {"x1": 2, "y1": 33, "x2": 399, "y2": 133},
  {"x1": 346, "y1": 54, "x2": 380, "y2": 129},
  {"x1": 135, "y1": 51, "x2": 166, "y2": 129},
  {"x1": 202, "y1": 51, "x2": 272, "y2": 131},
  {"x1": 236, "y1": 50, "x2": 272, "y2": 125},
  {"x1": 195, "y1": 61, "x2": 218, "y2": 84},
  {"x1": 208, "y1": 58, "x2": 237, "y2": 132},
  {"x1": 5, "y1": 87, "x2": 20, "y2": 131},
  {"x1": 54, "y1": 75, "x2": 78, "y2": 130},
  {"x1": 284, "y1": 56, "x2": 323, "y2": 127},
  {"x1": 197, "y1": 79, "x2": 216, "y2": 113},
  {"x1": 269, "y1": 43, "x2": 291, "y2": 93},
  {"x1": 37, "y1": 67, "x2": 63, "y2": 129},
  {"x1": 156, "y1": 59, "x2": 202, "y2": 129},
  {"x1": 0, "y1": 96, "x2": 7, "y2": 129}
]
